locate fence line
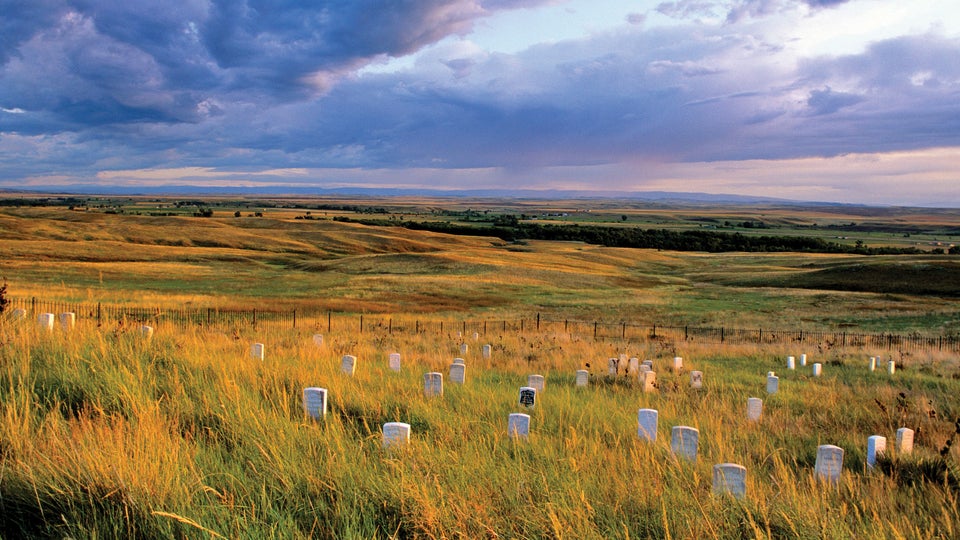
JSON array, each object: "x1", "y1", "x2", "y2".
[{"x1": 7, "y1": 296, "x2": 959, "y2": 353}]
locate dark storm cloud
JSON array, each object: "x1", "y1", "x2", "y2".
[{"x1": 0, "y1": 0, "x2": 551, "y2": 132}]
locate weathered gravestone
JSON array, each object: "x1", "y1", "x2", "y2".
[
  {"x1": 690, "y1": 370, "x2": 703, "y2": 389},
  {"x1": 869, "y1": 356, "x2": 877, "y2": 372},
  {"x1": 815, "y1": 444, "x2": 844, "y2": 484},
  {"x1": 896, "y1": 427, "x2": 914, "y2": 455},
  {"x1": 672, "y1": 356, "x2": 683, "y2": 372},
  {"x1": 460, "y1": 343, "x2": 468, "y2": 355},
  {"x1": 140, "y1": 325, "x2": 154, "y2": 340},
  {"x1": 671, "y1": 426, "x2": 699, "y2": 462},
  {"x1": 887, "y1": 361, "x2": 896, "y2": 375},
  {"x1": 518, "y1": 386, "x2": 537, "y2": 408},
  {"x1": 250, "y1": 343, "x2": 265, "y2": 361},
  {"x1": 766, "y1": 375, "x2": 779, "y2": 395},
  {"x1": 11, "y1": 308, "x2": 27, "y2": 320},
  {"x1": 449, "y1": 363, "x2": 465, "y2": 385},
  {"x1": 341, "y1": 355, "x2": 357, "y2": 376},
  {"x1": 453, "y1": 357, "x2": 466, "y2": 365},
  {"x1": 508, "y1": 413, "x2": 530, "y2": 439},
  {"x1": 712, "y1": 463, "x2": 747, "y2": 498},
  {"x1": 812, "y1": 363, "x2": 822, "y2": 377},
  {"x1": 38, "y1": 313, "x2": 55, "y2": 331},
  {"x1": 629, "y1": 357, "x2": 639, "y2": 375},
  {"x1": 637, "y1": 409, "x2": 658, "y2": 442},
  {"x1": 482, "y1": 345, "x2": 492, "y2": 359},
  {"x1": 388, "y1": 353, "x2": 401, "y2": 372},
  {"x1": 527, "y1": 374, "x2": 545, "y2": 393},
  {"x1": 382, "y1": 422, "x2": 411, "y2": 448},
  {"x1": 866, "y1": 435, "x2": 886, "y2": 469},
  {"x1": 575, "y1": 369, "x2": 589, "y2": 387},
  {"x1": 641, "y1": 371, "x2": 657, "y2": 393},
  {"x1": 312, "y1": 334, "x2": 324, "y2": 347},
  {"x1": 302, "y1": 387, "x2": 327, "y2": 420},
  {"x1": 59, "y1": 312, "x2": 76, "y2": 331},
  {"x1": 800, "y1": 353, "x2": 807, "y2": 367},
  {"x1": 746, "y1": 398, "x2": 763, "y2": 422},
  {"x1": 787, "y1": 356, "x2": 795, "y2": 370},
  {"x1": 608, "y1": 358, "x2": 619, "y2": 376},
  {"x1": 424, "y1": 372, "x2": 444, "y2": 397}
]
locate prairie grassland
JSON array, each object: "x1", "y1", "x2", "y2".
[
  {"x1": 1, "y1": 315, "x2": 958, "y2": 538},
  {"x1": 3, "y1": 208, "x2": 959, "y2": 333}
]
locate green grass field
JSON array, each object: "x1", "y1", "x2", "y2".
[{"x1": 1, "y1": 200, "x2": 959, "y2": 538}]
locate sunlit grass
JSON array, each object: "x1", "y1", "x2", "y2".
[{"x1": 1, "y1": 316, "x2": 958, "y2": 538}]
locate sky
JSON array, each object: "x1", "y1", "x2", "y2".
[{"x1": 1, "y1": 0, "x2": 959, "y2": 206}]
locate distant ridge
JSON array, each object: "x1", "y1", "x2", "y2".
[{"x1": 5, "y1": 184, "x2": 818, "y2": 205}]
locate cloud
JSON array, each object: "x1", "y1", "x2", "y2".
[
  {"x1": 0, "y1": 0, "x2": 554, "y2": 133},
  {"x1": 805, "y1": 87, "x2": 864, "y2": 115}
]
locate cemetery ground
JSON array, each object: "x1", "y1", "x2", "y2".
[{"x1": 1, "y1": 202, "x2": 960, "y2": 538}]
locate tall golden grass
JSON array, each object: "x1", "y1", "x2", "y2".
[{"x1": 1, "y1": 315, "x2": 957, "y2": 538}]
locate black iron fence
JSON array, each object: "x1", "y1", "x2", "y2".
[{"x1": 6, "y1": 296, "x2": 959, "y2": 353}]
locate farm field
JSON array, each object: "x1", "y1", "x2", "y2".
[{"x1": 1, "y1": 197, "x2": 959, "y2": 538}]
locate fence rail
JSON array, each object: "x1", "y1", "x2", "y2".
[{"x1": 6, "y1": 296, "x2": 959, "y2": 353}]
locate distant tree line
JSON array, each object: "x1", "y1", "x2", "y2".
[{"x1": 333, "y1": 217, "x2": 935, "y2": 255}]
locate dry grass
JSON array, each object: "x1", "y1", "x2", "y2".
[{"x1": 1, "y1": 316, "x2": 958, "y2": 538}]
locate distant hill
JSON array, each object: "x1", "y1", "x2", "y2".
[{"x1": 4, "y1": 184, "x2": 814, "y2": 205}]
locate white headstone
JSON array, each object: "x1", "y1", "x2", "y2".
[
  {"x1": 642, "y1": 360, "x2": 654, "y2": 370},
  {"x1": 712, "y1": 464, "x2": 747, "y2": 498},
  {"x1": 639, "y1": 364, "x2": 651, "y2": 373},
  {"x1": 388, "y1": 353, "x2": 401, "y2": 372},
  {"x1": 140, "y1": 325, "x2": 154, "y2": 340},
  {"x1": 815, "y1": 444, "x2": 844, "y2": 483},
  {"x1": 303, "y1": 387, "x2": 327, "y2": 420},
  {"x1": 382, "y1": 422, "x2": 411, "y2": 448},
  {"x1": 800, "y1": 354, "x2": 807, "y2": 366},
  {"x1": 637, "y1": 409, "x2": 658, "y2": 442},
  {"x1": 607, "y1": 358, "x2": 619, "y2": 376},
  {"x1": 472, "y1": 332, "x2": 479, "y2": 341},
  {"x1": 250, "y1": 343, "x2": 265, "y2": 361},
  {"x1": 460, "y1": 343, "x2": 468, "y2": 355},
  {"x1": 508, "y1": 413, "x2": 530, "y2": 439},
  {"x1": 312, "y1": 334, "x2": 324, "y2": 347},
  {"x1": 641, "y1": 370, "x2": 657, "y2": 393},
  {"x1": 896, "y1": 427, "x2": 914, "y2": 455},
  {"x1": 671, "y1": 426, "x2": 699, "y2": 462},
  {"x1": 787, "y1": 356, "x2": 795, "y2": 370},
  {"x1": 341, "y1": 355, "x2": 357, "y2": 376},
  {"x1": 887, "y1": 361, "x2": 896, "y2": 375},
  {"x1": 766, "y1": 375, "x2": 779, "y2": 395},
  {"x1": 629, "y1": 357, "x2": 640, "y2": 375},
  {"x1": 866, "y1": 435, "x2": 886, "y2": 469},
  {"x1": 673, "y1": 356, "x2": 683, "y2": 372},
  {"x1": 746, "y1": 398, "x2": 763, "y2": 422},
  {"x1": 690, "y1": 370, "x2": 703, "y2": 389},
  {"x1": 38, "y1": 313, "x2": 55, "y2": 331},
  {"x1": 482, "y1": 344, "x2": 492, "y2": 359},
  {"x1": 453, "y1": 357, "x2": 466, "y2": 365},
  {"x1": 812, "y1": 363, "x2": 822, "y2": 377},
  {"x1": 518, "y1": 386, "x2": 537, "y2": 408},
  {"x1": 424, "y1": 372, "x2": 444, "y2": 397},
  {"x1": 527, "y1": 374, "x2": 545, "y2": 393},
  {"x1": 575, "y1": 369, "x2": 589, "y2": 387},
  {"x1": 11, "y1": 308, "x2": 27, "y2": 320},
  {"x1": 59, "y1": 312, "x2": 76, "y2": 331},
  {"x1": 869, "y1": 356, "x2": 877, "y2": 371},
  {"x1": 449, "y1": 363, "x2": 465, "y2": 384}
]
